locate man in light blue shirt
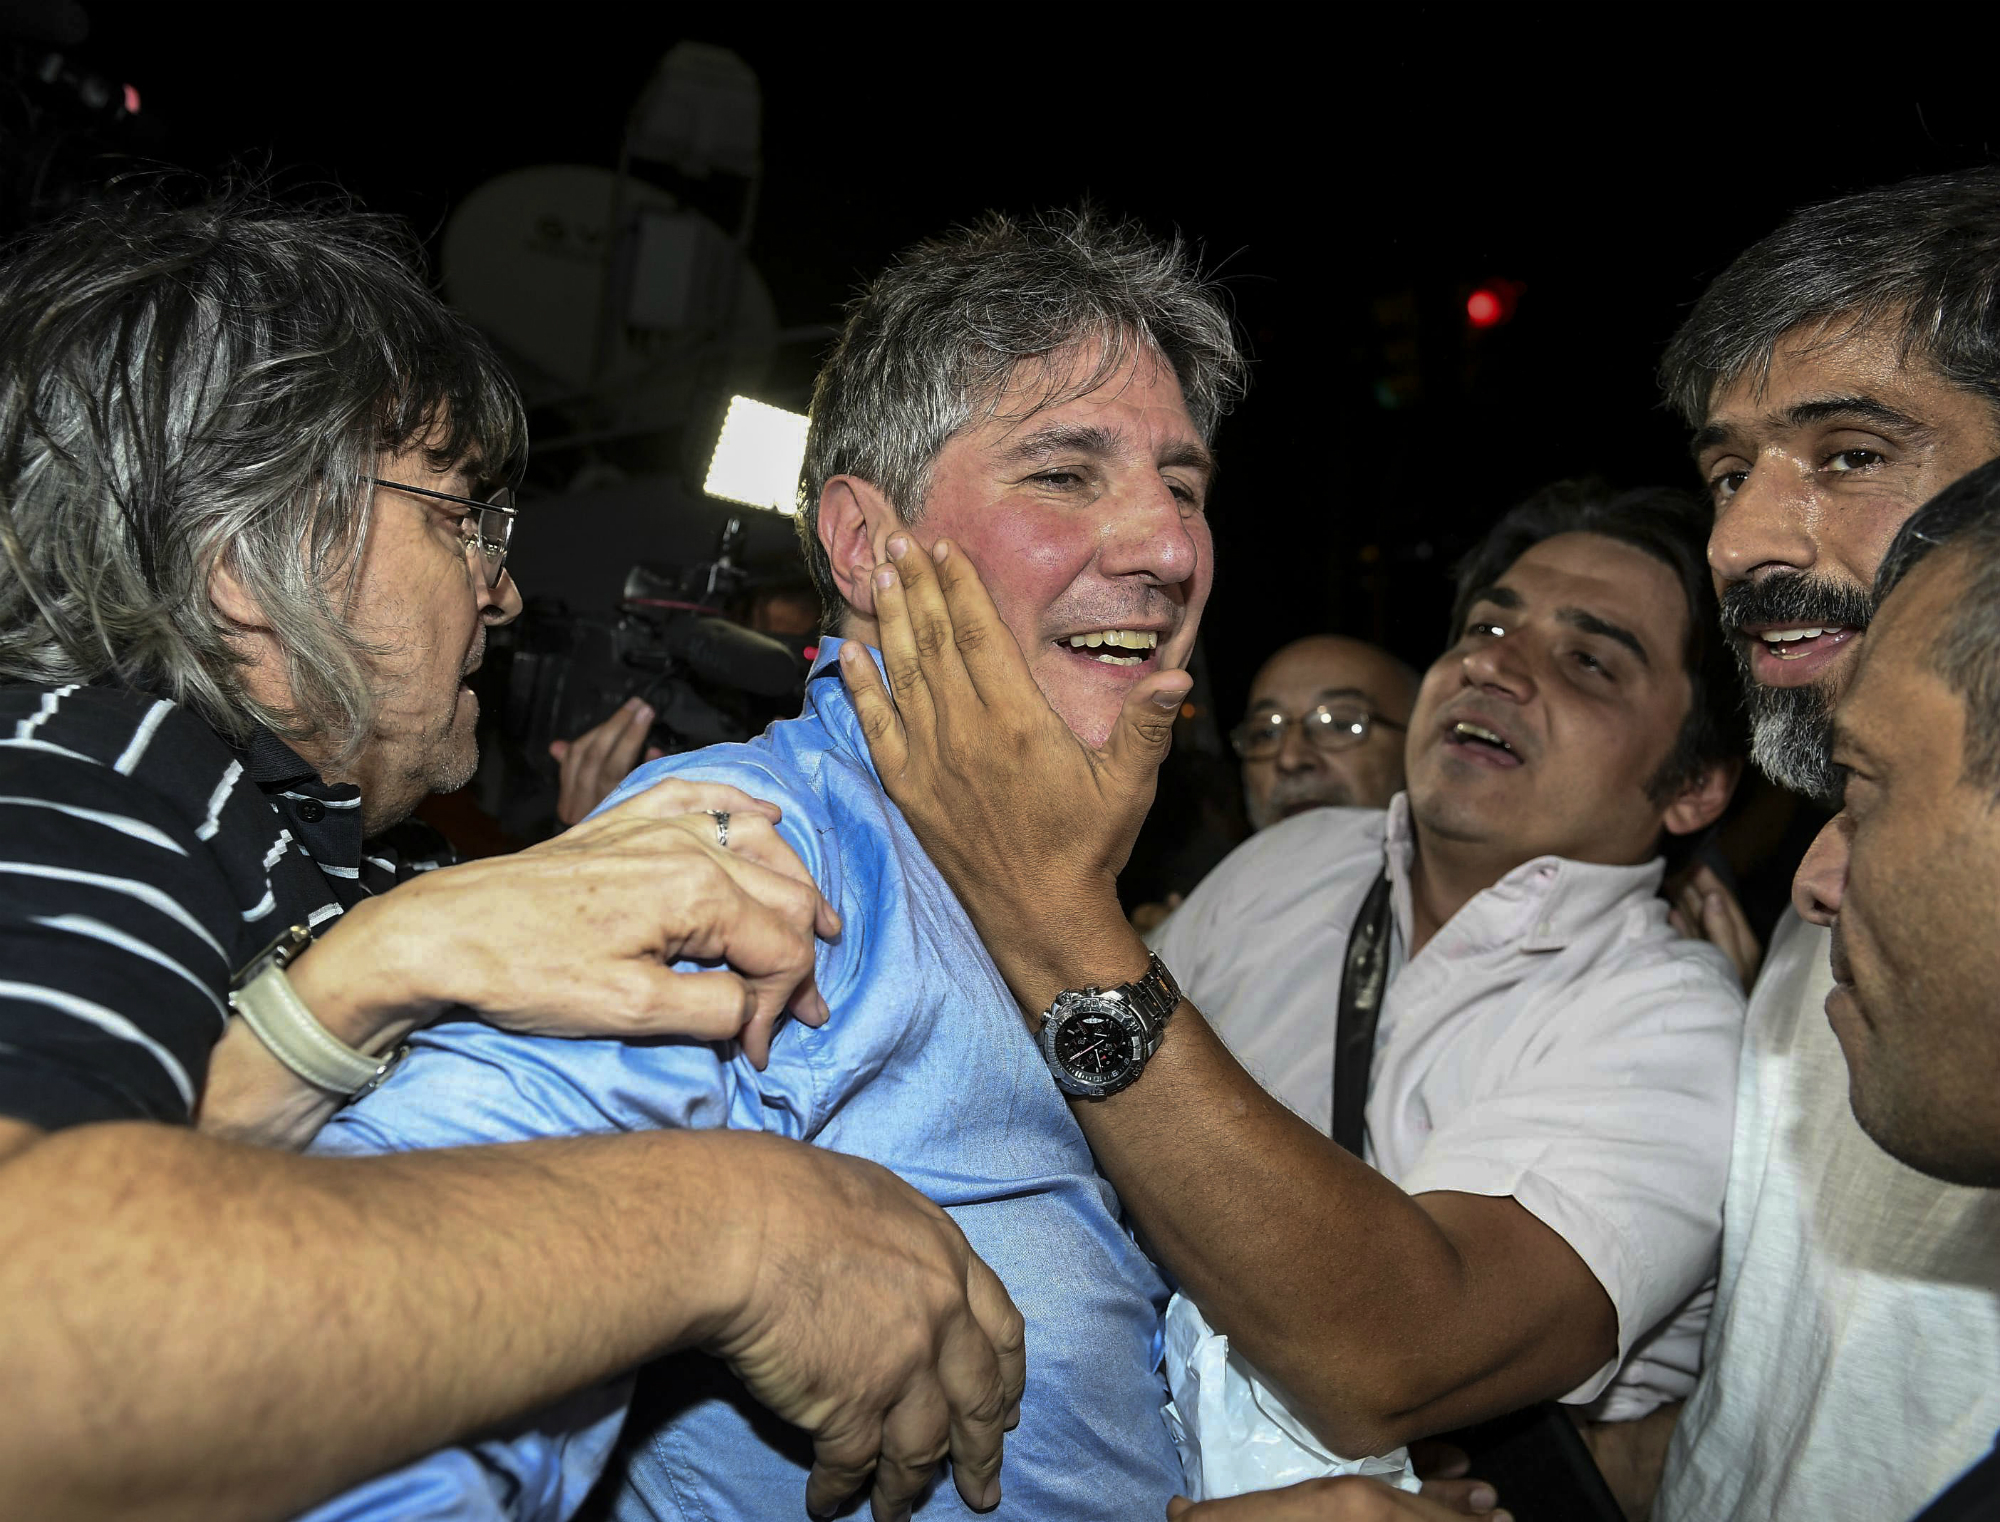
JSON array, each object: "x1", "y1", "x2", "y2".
[{"x1": 300, "y1": 205, "x2": 1245, "y2": 1521}]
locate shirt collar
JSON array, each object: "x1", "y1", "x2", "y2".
[
  {"x1": 230, "y1": 721, "x2": 366, "y2": 878},
  {"x1": 804, "y1": 636, "x2": 885, "y2": 781},
  {"x1": 234, "y1": 724, "x2": 360, "y2": 803},
  {"x1": 1382, "y1": 790, "x2": 1666, "y2": 953},
  {"x1": 237, "y1": 724, "x2": 324, "y2": 788}
]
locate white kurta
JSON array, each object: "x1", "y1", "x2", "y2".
[{"x1": 1153, "y1": 796, "x2": 1745, "y2": 1421}]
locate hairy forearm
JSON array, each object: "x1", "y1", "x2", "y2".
[
  {"x1": 998, "y1": 915, "x2": 1608, "y2": 1454},
  {"x1": 0, "y1": 1119, "x2": 761, "y2": 1522},
  {"x1": 1088, "y1": 1008, "x2": 1488, "y2": 1450}
]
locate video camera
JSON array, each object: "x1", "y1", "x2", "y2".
[{"x1": 488, "y1": 515, "x2": 812, "y2": 792}]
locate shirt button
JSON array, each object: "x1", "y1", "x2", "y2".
[{"x1": 296, "y1": 799, "x2": 326, "y2": 823}]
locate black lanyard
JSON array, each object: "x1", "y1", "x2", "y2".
[
  {"x1": 1331, "y1": 866, "x2": 1394, "y2": 1159},
  {"x1": 1335, "y1": 863, "x2": 1629, "y2": 1520}
]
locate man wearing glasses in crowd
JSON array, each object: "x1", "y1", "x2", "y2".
[{"x1": 1231, "y1": 635, "x2": 1419, "y2": 829}]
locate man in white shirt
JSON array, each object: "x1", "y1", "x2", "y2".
[
  {"x1": 1165, "y1": 468, "x2": 2000, "y2": 1522},
  {"x1": 1154, "y1": 480, "x2": 1745, "y2": 1430},
  {"x1": 1651, "y1": 168, "x2": 2000, "y2": 1522}
]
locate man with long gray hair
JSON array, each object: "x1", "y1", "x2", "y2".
[
  {"x1": 291, "y1": 207, "x2": 1241, "y2": 1521},
  {"x1": 1644, "y1": 169, "x2": 2000, "y2": 1522},
  {"x1": 0, "y1": 192, "x2": 1024, "y2": 1522}
]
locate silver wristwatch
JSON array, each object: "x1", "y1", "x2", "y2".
[{"x1": 1036, "y1": 953, "x2": 1182, "y2": 1100}]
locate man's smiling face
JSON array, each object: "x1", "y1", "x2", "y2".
[
  {"x1": 892, "y1": 344, "x2": 1214, "y2": 747},
  {"x1": 1694, "y1": 320, "x2": 2000, "y2": 799}
]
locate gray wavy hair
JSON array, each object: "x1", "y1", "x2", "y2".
[
  {"x1": 1660, "y1": 168, "x2": 2000, "y2": 427},
  {"x1": 798, "y1": 206, "x2": 1246, "y2": 623},
  {"x1": 0, "y1": 189, "x2": 525, "y2": 761}
]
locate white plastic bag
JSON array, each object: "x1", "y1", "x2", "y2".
[{"x1": 1162, "y1": 1291, "x2": 1422, "y2": 1501}]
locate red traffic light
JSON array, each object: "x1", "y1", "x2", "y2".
[{"x1": 1465, "y1": 278, "x2": 1524, "y2": 331}]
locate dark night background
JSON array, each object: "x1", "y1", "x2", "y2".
[
  {"x1": 14, "y1": 3, "x2": 2000, "y2": 703},
  {"x1": 9, "y1": 2, "x2": 2000, "y2": 898}
]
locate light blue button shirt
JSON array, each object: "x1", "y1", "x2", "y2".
[{"x1": 298, "y1": 640, "x2": 1180, "y2": 1522}]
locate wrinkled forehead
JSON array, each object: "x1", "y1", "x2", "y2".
[
  {"x1": 1700, "y1": 311, "x2": 1952, "y2": 435},
  {"x1": 1252, "y1": 646, "x2": 1397, "y2": 709},
  {"x1": 979, "y1": 333, "x2": 1198, "y2": 441},
  {"x1": 1493, "y1": 534, "x2": 1692, "y2": 655}
]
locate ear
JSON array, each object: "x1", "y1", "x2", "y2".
[
  {"x1": 207, "y1": 555, "x2": 272, "y2": 633},
  {"x1": 206, "y1": 554, "x2": 294, "y2": 715},
  {"x1": 1662, "y1": 754, "x2": 1741, "y2": 838},
  {"x1": 816, "y1": 474, "x2": 906, "y2": 620}
]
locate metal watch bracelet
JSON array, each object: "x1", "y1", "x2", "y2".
[{"x1": 1119, "y1": 953, "x2": 1183, "y2": 1045}]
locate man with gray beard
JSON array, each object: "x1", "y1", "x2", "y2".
[{"x1": 1647, "y1": 169, "x2": 2000, "y2": 1522}]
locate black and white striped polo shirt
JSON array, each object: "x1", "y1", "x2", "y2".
[{"x1": 0, "y1": 683, "x2": 451, "y2": 1130}]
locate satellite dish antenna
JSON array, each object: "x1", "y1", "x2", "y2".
[
  {"x1": 442, "y1": 165, "x2": 670, "y2": 392},
  {"x1": 441, "y1": 164, "x2": 776, "y2": 413},
  {"x1": 440, "y1": 44, "x2": 781, "y2": 463}
]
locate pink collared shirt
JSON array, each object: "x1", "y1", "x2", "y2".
[{"x1": 1153, "y1": 794, "x2": 1745, "y2": 1420}]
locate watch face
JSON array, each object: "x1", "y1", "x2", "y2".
[{"x1": 1051, "y1": 1003, "x2": 1141, "y2": 1087}]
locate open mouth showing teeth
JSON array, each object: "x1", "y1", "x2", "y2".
[
  {"x1": 1449, "y1": 720, "x2": 1516, "y2": 757},
  {"x1": 1060, "y1": 629, "x2": 1159, "y2": 666},
  {"x1": 1754, "y1": 625, "x2": 1855, "y2": 660}
]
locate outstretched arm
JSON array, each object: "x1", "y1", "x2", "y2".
[
  {"x1": 0, "y1": 1114, "x2": 1022, "y2": 1522},
  {"x1": 836, "y1": 534, "x2": 1614, "y2": 1455}
]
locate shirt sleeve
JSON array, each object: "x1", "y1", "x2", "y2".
[
  {"x1": 302, "y1": 750, "x2": 836, "y2": 1520},
  {"x1": 304, "y1": 1010, "x2": 752, "y2": 1522},
  {"x1": 287, "y1": 1383, "x2": 633, "y2": 1522},
  {"x1": 1150, "y1": 823, "x2": 1282, "y2": 994},
  {"x1": 1396, "y1": 951, "x2": 1744, "y2": 1405},
  {"x1": 0, "y1": 738, "x2": 241, "y2": 1128}
]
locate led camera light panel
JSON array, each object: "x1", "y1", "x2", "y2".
[{"x1": 704, "y1": 395, "x2": 810, "y2": 514}]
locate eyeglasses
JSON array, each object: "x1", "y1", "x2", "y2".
[
  {"x1": 1230, "y1": 702, "x2": 1407, "y2": 760},
  {"x1": 367, "y1": 476, "x2": 517, "y2": 590}
]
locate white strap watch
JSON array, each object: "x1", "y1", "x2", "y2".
[{"x1": 227, "y1": 924, "x2": 407, "y2": 1100}]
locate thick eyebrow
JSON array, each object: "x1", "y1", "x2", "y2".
[
  {"x1": 1828, "y1": 714, "x2": 1883, "y2": 773},
  {"x1": 1463, "y1": 584, "x2": 1523, "y2": 616},
  {"x1": 1779, "y1": 394, "x2": 1933, "y2": 437},
  {"x1": 1159, "y1": 439, "x2": 1217, "y2": 478},
  {"x1": 997, "y1": 422, "x2": 1121, "y2": 466},
  {"x1": 995, "y1": 421, "x2": 1216, "y2": 479},
  {"x1": 1561, "y1": 608, "x2": 1650, "y2": 666},
  {"x1": 1691, "y1": 393, "x2": 1936, "y2": 460}
]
